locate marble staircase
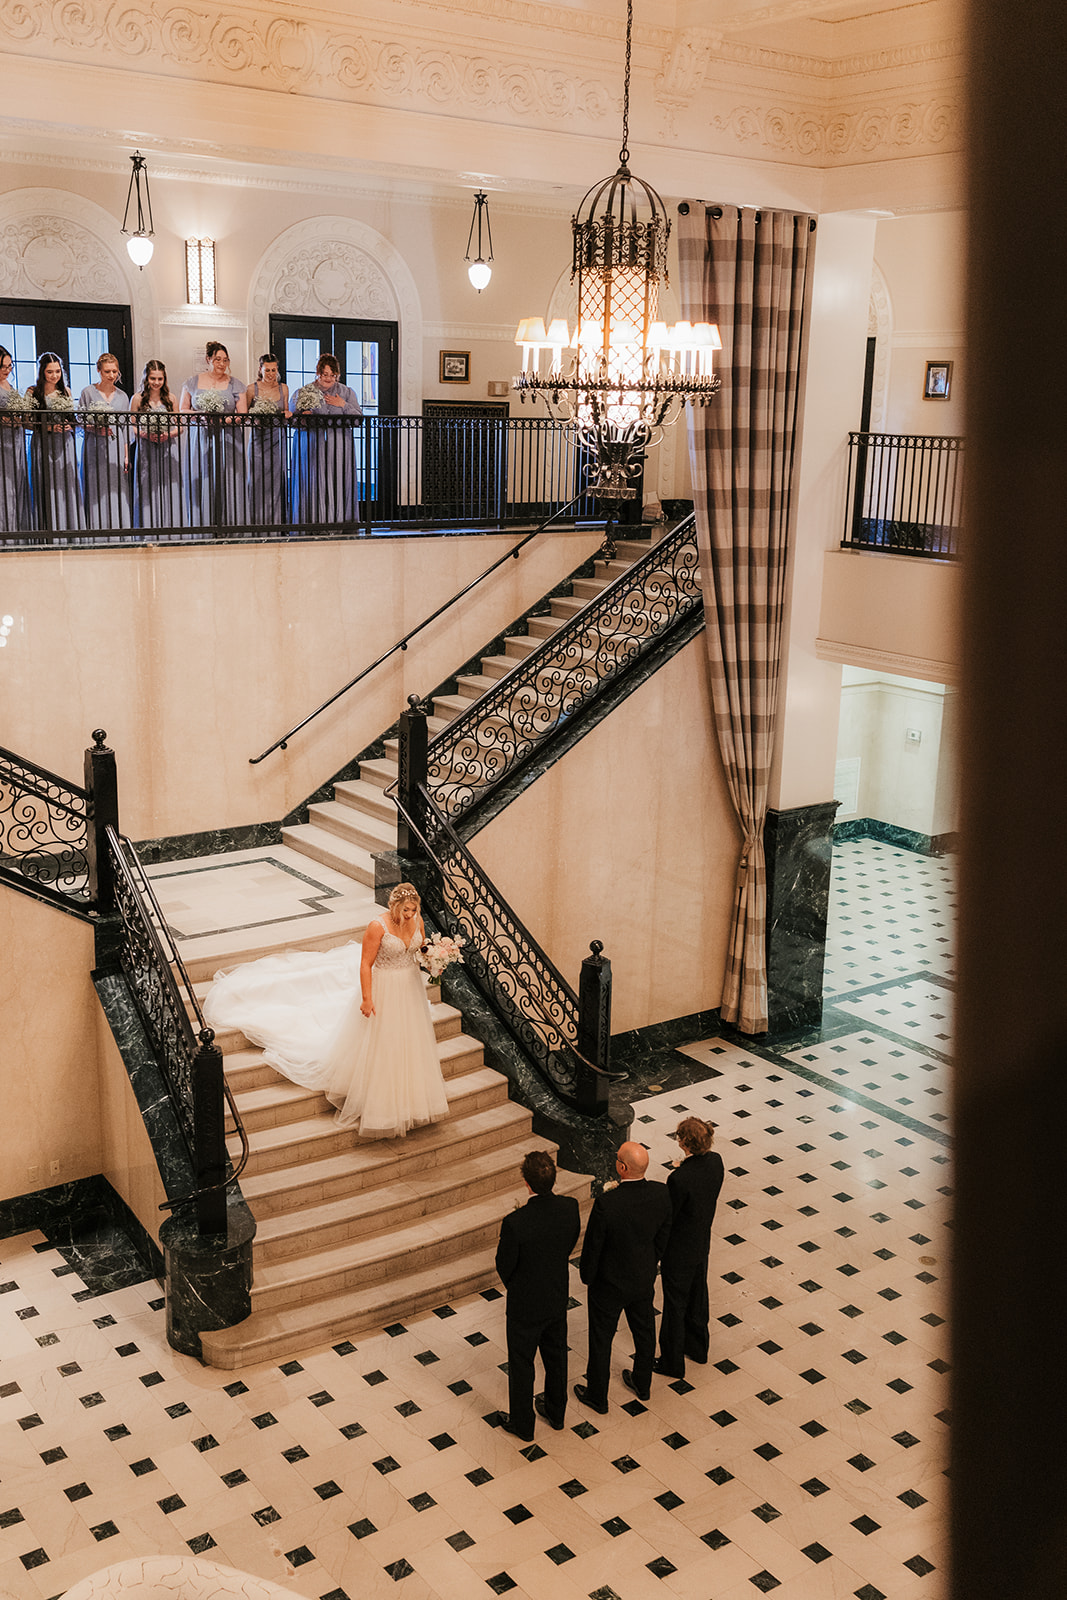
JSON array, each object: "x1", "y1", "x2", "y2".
[
  {"x1": 280, "y1": 537, "x2": 655, "y2": 880},
  {"x1": 167, "y1": 885, "x2": 589, "y2": 1370}
]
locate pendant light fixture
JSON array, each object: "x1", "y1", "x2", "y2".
[
  {"x1": 465, "y1": 191, "x2": 494, "y2": 292},
  {"x1": 121, "y1": 151, "x2": 155, "y2": 269},
  {"x1": 513, "y1": 0, "x2": 720, "y2": 500}
]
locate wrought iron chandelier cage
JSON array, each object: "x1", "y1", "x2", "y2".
[{"x1": 513, "y1": 0, "x2": 720, "y2": 500}]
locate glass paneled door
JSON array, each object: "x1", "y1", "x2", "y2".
[
  {"x1": 270, "y1": 316, "x2": 398, "y2": 520},
  {"x1": 0, "y1": 299, "x2": 132, "y2": 395}
]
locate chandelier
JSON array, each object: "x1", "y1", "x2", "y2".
[{"x1": 512, "y1": 0, "x2": 720, "y2": 501}]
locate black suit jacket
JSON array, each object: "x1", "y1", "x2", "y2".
[
  {"x1": 496, "y1": 1192, "x2": 581, "y2": 1323},
  {"x1": 579, "y1": 1178, "x2": 672, "y2": 1301},
  {"x1": 662, "y1": 1151, "x2": 725, "y2": 1272}
]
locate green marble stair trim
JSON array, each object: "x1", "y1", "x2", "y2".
[{"x1": 834, "y1": 816, "x2": 958, "y2": 857}]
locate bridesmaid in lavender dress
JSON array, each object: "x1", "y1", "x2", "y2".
[
  {"x1": 131, "y1": 360, "x2": 184, "y2": 529},
  {"x1": 179, "y1": 340, "x2": 247, "y2": 529},
  {"x1": 28, "y1": 353, "x2": 85, "y2": 533},
  {"x1": 79, "y1": 352, "x2": 131, "y2": 530},
  {"x1": 292, "y1": 353, "x2": 363, "y2": 526},
  {"x1": 0, "y1": 345, "x2": 30, "y2": 534},
  {"x1": 244, "y1": 353, "x2": 290, "y2": 527}
]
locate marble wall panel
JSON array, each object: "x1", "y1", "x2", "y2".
[
  {"x1": 472, "y1": 634, "x2": 740, "y2": 1035},
  {"x1": 2, "y1": 527, "x2": 603, "y2": 842},
  {"x1": 0, "y1": 892, "x2": 102, "y2": 1202},
  {"x1": 94, "y1": 1003, "x2": 169, "y2": 1247}
]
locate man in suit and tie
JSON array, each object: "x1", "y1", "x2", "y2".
[
  {"x1": 495, "y1": 1149, "x2": 581, "y2": 1441},
  {"x1": 575, "y1": 1140, "x2": 672, "y2": 1412}
]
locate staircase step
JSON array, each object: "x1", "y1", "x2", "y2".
[
  {"x1": 180, "y1": 909, "x2": 376, "y2": 985},
  {"x1": 306, "y1": 799, "x2": 396, "y2": 855},
  {"x1": 570, "y1": 576, "x2": 612, "y2": 600},
  {"x1": 229, "y1": 1065, "x2": 506, "y2": 1175},
  {"x1": 252, "y1": 1141, "x2": 562, "y2": 1262},
  {"x1": 454, "y1": 673, "x2": 498, "y2": 699},
  {"x1": 613, "y1": 538, "x2": 655, "y2": 559},
  {"x1": 332, "y1": 779, "x2": 397, "y2": 825},
  {"x1": 502, "y1": 634, "x2": 541, "y2": 659},
  {"x1": 525, "y1": 614, "x2": 566, "y2": 639},
  {"x1": 212, "y1": 996, "x2": 462, "y2": 1068},
  {"x1": 280, "y1": 822, "x2": 376, "y2": 887},
  {"x1": 356, "y1": 757, "x2": 398, "y2": 790},
  {"x1": 594, "y1": 558, "x2": 639, "y2": 581},
  {"x1": 237, "y1": 1099, "x2": 534, "y2": 1216},
  {"x1": 250, "y1": 1170, "x2": 591, "y2": 1311}
]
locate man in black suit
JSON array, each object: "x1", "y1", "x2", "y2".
[
  {"x1": 575, "y1": 1140, "x2": 672, "y2": 1412},
  {"x1": 495, "y1": 1149, "x2": 581, "y2": 1441}
]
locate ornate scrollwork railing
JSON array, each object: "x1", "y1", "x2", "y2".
[
  {"x1": 0, "y1": 743, "x2": 91, "y2": 910},
  {"x1": 393, "y1": 781, "x2": 620, "y2": 1114},
  {"x1": 426, "y1": 511, "x2": 700, "y2": 821},
  {"x1": 105, "y1": 825, "x2": 248, "y2": 1226}
]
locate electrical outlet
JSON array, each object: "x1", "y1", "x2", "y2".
[{"x1": 49, "y1": 1159, "x2": 61, "y2": 1178}]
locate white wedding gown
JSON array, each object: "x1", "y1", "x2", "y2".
[{"x1": 203, "y1": 917, "x2": 449, "y2": 1139}]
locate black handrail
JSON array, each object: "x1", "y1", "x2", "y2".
[
  {"x1": 249, "y1": 492, "x2": 594, "y2": 764},
  {"x1": 388, "y1": 772, "x2": 624, "y2": 1115},
  {"x1": 0, "y1": 742, "x2": 92, "y2": 913},
  {"x1": 104, "y1": 825, "x2": 249, "y2": 1223},
  {"x1": 425, "y1": 512, "x2": 701, "y2": 822}
]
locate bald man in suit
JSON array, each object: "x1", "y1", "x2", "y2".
[{"x1": 575, "y1": 1140, "x2": 672, "y2": 1412}]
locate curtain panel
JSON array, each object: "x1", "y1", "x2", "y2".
[{"x1": 678, "y1": 204, "x2": 816, "y2": 1034}]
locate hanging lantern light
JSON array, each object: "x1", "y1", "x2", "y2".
[
  {"x1": 512, "y1": 0, "x2": 720, "y2": 501},
  {"x1": 465, "y1": 191, "x2": 494, "y2": 292},
  {"x1": 121, "y1": 152, "x2": 155, "y2": 269}
]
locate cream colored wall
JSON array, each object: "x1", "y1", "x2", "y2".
[
  {"x1": 0, "y1": 894, "x2": 102, "y2": 1202},
  {"x1": 2, "y1": 529, "x2": 604, "y2": 842},
  {"x1": 835, "y1": 667, "x2": 958, "y2": 837},
  {"x1": 473, "y1": 634, "x2": 740, "y2": 1034},
  {"x1": 96, "y1": 1010, "x2": 169, "y2": 1246},
  {"x1": 875, "y1": 211, "x2": 966, "y2": 437},
  {"x1": 818, "y1": 548, "x2": 961, "y2": 684}
]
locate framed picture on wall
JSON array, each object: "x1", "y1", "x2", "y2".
[
  {"x1": 923, "y1": 359, "x2": 953, "y2": 400},
  {"x1": 440, "y1": 350, "x2": 470, "y2": 384}
]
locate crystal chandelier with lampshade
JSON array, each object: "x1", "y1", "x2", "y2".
[{"x1": 513, "y1": 0, "x2": 720, "y2": 501}]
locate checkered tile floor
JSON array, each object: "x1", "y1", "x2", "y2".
[{"x1": 0, "y1": 840, "x2": 951, "y2": 1600}]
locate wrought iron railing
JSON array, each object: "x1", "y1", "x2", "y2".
[
  {"x1": 104, "y1": 825, "x2": 249, "y2": 1231},
  {"x1": 0, "y1": 409, "x2": 598, "y2": 542},
  {"x1": 390, "y1": 767, "x2": 620, "y2": 1115},
  {"x1": 843, "y1": 431, "x2": 964, "y2": 558},
  {"x1": 425, "y1": 511, "x2": 701, "y2": 821},
  {"x1": 0, "y1": 743, "x2": 92, "y2": 912}
]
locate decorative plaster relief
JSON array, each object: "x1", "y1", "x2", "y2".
[
  {"x1": 0, "y1": 1, "x2": 614, "y2": 125},
  {"x1": 706, "y1": 96, "x2": 959, "y2": 159},
  {"x1": 0, "y1": 187, "x2": 158, "y2": 354}
]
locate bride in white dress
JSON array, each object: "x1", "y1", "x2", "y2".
[{"x1": 203, "y1": 883, "x2": 449, "y2": 1139}]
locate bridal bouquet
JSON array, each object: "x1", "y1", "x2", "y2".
[
  {"x1": 45, "y1": 391, "x2": 75, "y2": 413},
  {"x1": 293, "y1": 384, "x2": 321, "y2": 414},
  {"x1": 249, "y1": 396, "x2": 282, "y2": 419},
  {"x1": 85, "y1": 397, "x2": 116, "y2": 435},
  {"x1": 140, "y1": 409, "x2": 173, "y2": 439},
  {"x1": 1, "y1": 390, "x2": 28, "y2": 420},
  {"x1": 417, "y1": 931, "x2": 466, "y2": 981},
  {"x1": 193, "y1": 387, "x2": 226, "y2": 414}
]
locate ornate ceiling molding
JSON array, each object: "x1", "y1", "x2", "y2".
[
  {"x1": 705, "y1": 95, "x2": 960, "y2": 160},
  {"x1": 0, "y1": 1, "x2": 615, "y2": 127},
  {"x1": 0, "y1": 186, "x2": 159, "y2": 354},
  {"x1": 248, "y1": 218, "x2": 423, "y2": 415}
]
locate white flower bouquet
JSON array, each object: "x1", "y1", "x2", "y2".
[
  {"x1": 1, "y1": 389, "x2": 29, "y2": 421},
  {"x1": 294, "y1": 383, "x2": 321, "y2": 414},
  {"x1": 193, "y1": 387, "x2": 226, "y2": 414},
  {"x1": 140, "y1": 409, "x2": 173, "y2": 440},
  {"x1": 249, "y1": 396, "x2": 282, "y2": 420},
  {"x1": 45, "y1": 391, "x2": 75, "y2": 412},
  {"x1": 417, "y1": 931, "x2": 466, "y2": 981},
  {"x1": 85, "y1": 397, "x2": 116, "y2": 435}
]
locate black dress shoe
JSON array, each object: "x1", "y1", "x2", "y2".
[
  {"x1": 622, "y1": 1369, "x2": 650, "y2": 1402},
  {"x1": 534, "y1": 1394, "x2": 564, "y2": 1430},
  {"x1": 573, "y1": 1383, "x2": 608, "y2": 1415},
  {"x1": 498, "y1": 1411, "x2": 534, "y2": 1443},
  {"x1": 654, "y1": 1358, "x2": 683, "y2": 1379}
]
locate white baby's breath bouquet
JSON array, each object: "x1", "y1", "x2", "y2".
[
  {"x1": 45, "y1": 391, "x2": 75, "y2": 413},
  {"x1": 85, "y1": 397, "x2": 116, "y2": 434},
  {"x1": 294, "y1": 383, "x2": 321, "y2": 414},
  {"x1": 249, "y1": 396, "x2": 282, "y2": 419},
  {"x1": 1, "y1": 389, "x2": 28, "y2": 417},
  {"x1": 193, "y1": 387, "x2": 226, "y2": 414},
  {"x1": 417, "y1": 931, "x2": 466, "y2": 981}
]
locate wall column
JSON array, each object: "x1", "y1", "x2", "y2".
[{"x1": 764, "y1": 214, "x2": 877, "y2": 1031}]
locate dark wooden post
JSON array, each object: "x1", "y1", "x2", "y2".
[
  {"x1": 193, "y1": 1029, "x2": 228, "y2": 1235},
  {"x1": 397, "y1": 696, "x2": 428, "y2": 858},
  {"x1": 84, "y1": 729, "x2": 119, "y2": 914},
  {"x1": 576, "y1": 939, "x2": 612, "y2": 1115}
]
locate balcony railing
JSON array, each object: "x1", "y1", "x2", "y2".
[
  {"x1": 842, "y1": 431, "x2": 964, "y2": 559},
  {"x1": 0, "y1": 410, "x2": 599, "y2": 542}
]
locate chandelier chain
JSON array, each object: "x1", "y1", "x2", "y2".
[{"x1": 619, "y1": 0, "x2": 632, "y2": 168}]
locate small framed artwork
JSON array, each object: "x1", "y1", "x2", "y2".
[
  {"x1": 440, "y1": 350, "x2": 470, "y2": 384},
  {"x1": 923, "y1": 359, "x2": 953, "y2": 400}
]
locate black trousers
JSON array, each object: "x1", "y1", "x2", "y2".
[
  {"x1": 658, "y1": 1254, "x2": 710, "y2": 1377},
  {"x1": 585, "y1": 1284, "x2": 655, "y2": 1405},
  {"x1": 506, "y1": 1311, "x2": 568, "y2": 1432}
]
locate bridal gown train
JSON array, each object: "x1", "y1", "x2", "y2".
[{"x1": 202, "y1": 916, "x2": 449, "y2": 1140}]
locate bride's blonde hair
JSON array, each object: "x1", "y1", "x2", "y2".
[{"x1": 388, "y1": 882, "x2": 420, "y2": 911}]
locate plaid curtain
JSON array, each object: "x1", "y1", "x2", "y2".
[{"x1": 678, "y1": 204, "x2": 816, "y2": 1034}]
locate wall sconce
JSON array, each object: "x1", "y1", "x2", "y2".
[
  {"x1": 186, "y1": 238, "x2": 217, "y2": 305},
  {"x1": 121, "y1": 152, "x2": 155, "y2": 269},
  {"x1": 465, "y1": 191, "x2": 494, "y2": 292}
]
